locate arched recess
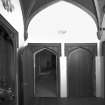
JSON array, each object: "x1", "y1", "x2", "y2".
[
  {"x1": 19, "y1": 43, "x2": 61, "y2": 105},
  {"x1": 33, "y1": 48, "x2": 59, "y2": 97},
  {"x1": 68, "y1": 48, "x2": 95, "y2": 97},
  {"x1": 67, "y1": 47, "x2": 96, "y2": 97},
  {"x1": 27, "y1": 1, "x2": 98, "y2": 44},
  {"x1": 0, "y1": 15, "x2": 18, "y2": 104},
  {"x1": 25, "y1": 0, "x2": 98, "y2": 40}
]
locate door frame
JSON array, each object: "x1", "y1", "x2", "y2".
[
  {"x1": 33, "y1": 47, "x2": 58, "y2": 97},
  {"x1": 20, "y1": 43, "x2": 61, "y2": 101},
  {"x1": 65, "y1": 43, "x2": 97, "y2": 98},
  {"x1": 29, "y1": 43, "x2": 61, "y2": 97}
]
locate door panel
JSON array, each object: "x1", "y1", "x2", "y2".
[
  {"x1": 66, "y1": 44, "x2": 97, "y2": 98},
  {"x1": 21, "y1": 48, "x2": 34, "y2": 105}
]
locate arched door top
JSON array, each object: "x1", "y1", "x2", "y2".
[
  {"x1": 65, "y1": 43, "x2": 97, "y2": 57},
  {"x1": 27, "y1": 43, "x2": 61, "y2": 57},
  {"x1": 33, "y1": 47, "x2": 57, "y2": 56},
  {"x1": 68, "y1": 47, "x2": 94, "y2": 57}
]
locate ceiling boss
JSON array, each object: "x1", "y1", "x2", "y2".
[{"x1": 1, "y1": 0, "x2": 14, "y2": 12}]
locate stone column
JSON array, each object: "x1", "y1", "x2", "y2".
[
  {"x1": 60, "y1": 43, "x2": 67, "y2": 97},
  {"x1": 96, "y1": 41, "x2": 104, "y2": 98}
]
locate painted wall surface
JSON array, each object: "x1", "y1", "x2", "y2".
[{"x1": 0, "y1": 0, "x2": 24, "y2": 47}]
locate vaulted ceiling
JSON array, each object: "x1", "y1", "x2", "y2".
[{"x1": 19, "y1": 0, "x2": 105, "y2": 40}]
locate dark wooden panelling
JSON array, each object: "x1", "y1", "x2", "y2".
[
  {"x1": 0, "y1": 36, "x2": 11, "y2": 88},
  {"x1": 20, "y1": 47, "x2": 34, "y2": 105},
  {"x1": 28, "y1": 43, "x2": 61, "y2": 57},
  {"x1": 102, "y1": 41, "x2": 105, "y2": 56},
  {"x1": 19, "y1": 43, "x2": 61, "y2": 105},
  {"x1": 65, "y1": 43, "x2": 97, "y2": 98},
  {"x1": 102, "y1": 41, "x2": 105, "y2": 99},
  {"x1": 0, "y1": 15, "x2": 18, "y2": 105}
]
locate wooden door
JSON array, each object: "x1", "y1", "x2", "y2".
[{"x1": 67, "y1": 46, "x2": 95, "y2": 97}]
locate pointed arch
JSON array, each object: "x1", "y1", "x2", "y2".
[
  {"x1": 33, "y1": 47, "x2": 59, "y2": 97},
  {"x1": 27, "y1": 1, "x2": 98, "y2": 43},
  {"x1": 25, "y1": 0, "x2": 98, "y2": 40},
  {"x1": 34, "y1": 47, "x2": 57, "y2": 56},
  {"x1": 69, "y1": 47, "x2": 94, "y2": 56}
]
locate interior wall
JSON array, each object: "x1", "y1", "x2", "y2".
[
  {"x1": 0, "y1": 0, "x2": 104, "y2": 98},
  {"x1": 27, "y1": 1, "x2": 100, "y2": 97}
]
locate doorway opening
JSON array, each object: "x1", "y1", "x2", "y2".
[
  {"x1": 0, "y1": 25, "x2": 16, "y2": 104},
  {"x1": 34, "y1": 48, "x2": 58, "y2": 97}
]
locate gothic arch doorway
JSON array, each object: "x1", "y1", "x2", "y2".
[
  {"x1": 34, "y1": 48, "x2": 58, "y2": 97},
  {"x1": 66, "y1": 44, "x2": 97, "y2": 98},
  {"x1": 0, "y1": 15, "x2": 18, "y2": 104}
]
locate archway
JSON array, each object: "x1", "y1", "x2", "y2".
[
  {"x1": 34, "y1": 48, "x2": 58, "y2": 97},
  {"x1": 0, "y1": 25, "x2": 17, "y2": 104},
  {"x1": 0, "y1": 15, "x2": 18, "y2": 105},
  {"x1": 27, "y1": 1, "x2": 98, "y2": 43},
  {"x1": 23, "y1": 0, "x2": 98, "y2": 40},
  {"x1": 27, "y1": 1, "x2": 98, "y2": 98}
]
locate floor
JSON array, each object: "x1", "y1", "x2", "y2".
[
  {"x1": 36, "y1": 72, "x2": 57, "y2": 97},
  {"x1": 30, "y1": 97, "x2": 105, "y2": 105},
  {"x1": 0, "y1": 101, "x2": 15, "y2": 105}
]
